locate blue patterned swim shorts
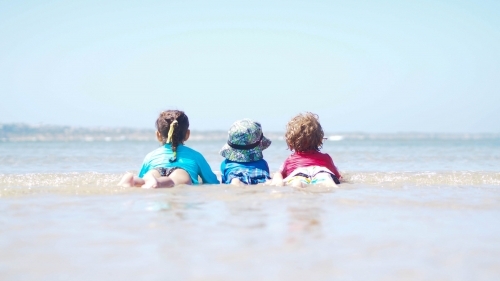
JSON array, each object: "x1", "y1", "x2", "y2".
[{"x1": 225, "y1": 168, "x2": 271, "y2": 185}]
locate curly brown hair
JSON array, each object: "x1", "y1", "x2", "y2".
[
  {"x1": 285, "y1": 112, "x2": 324, "y2": 152},
  {"x1": 156, "y1": 110, "x2": 189, "y2": 162}
]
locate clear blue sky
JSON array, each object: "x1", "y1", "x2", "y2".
[{"x1": 1, "y1": 0, "x2": 499, "y2": 133}]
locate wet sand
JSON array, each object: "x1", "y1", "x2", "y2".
[{"x1": 1, "y1": 183, "x2": 499, "y2": 280}]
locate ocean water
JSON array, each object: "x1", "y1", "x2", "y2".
[{"x1": 1, "y1": 136, "x2": 500, "y2": 280}]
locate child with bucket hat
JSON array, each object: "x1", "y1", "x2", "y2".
[{"x1": 219, "y1": 119, "x2": 272, "y2": 185}]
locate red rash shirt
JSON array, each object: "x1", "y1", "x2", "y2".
[{"x1": 279, "y1": 150, "x2": 341, "y2": 179}]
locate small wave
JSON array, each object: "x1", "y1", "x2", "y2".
[
  {"x1": 0, "y1": 172, "x2": 128, "y2": 196},
  {"x1": 342, "y1": 171, "x2": 500, "y2": 186},
  {"x1": 328, "y1": 135, "x2": 344, "y2": 141},
  {"x1": 1, "y1": 171, "x2": 499, "y2": 196},
  {"x1": 325, "y1": 133, "x2": 500, "y2": 141}
]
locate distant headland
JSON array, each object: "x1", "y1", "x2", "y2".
[
  {"x1": 1, "y1": 123, "x2": 498, "y2": 142},
  {"x1": 0, "y1": 123, "x2": 278, "y2": 142}
]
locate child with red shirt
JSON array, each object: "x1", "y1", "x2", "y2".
[{"x1": 271, "y1": 112, "x2": 342, "y2": 187}]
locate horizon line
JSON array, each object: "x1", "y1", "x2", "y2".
[{"x1": 1, "y1": 122, "x2": 500, "y2": 135}]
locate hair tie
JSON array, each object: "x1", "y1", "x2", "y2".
[
  {"x1": 169, "y1": 151, "x2": 177, "y2": 162},
  {"x1": 166, "y1": 120, "x2": 178, "y2": 144}
]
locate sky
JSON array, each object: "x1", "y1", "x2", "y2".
[{"x1": 0, "y1": 0, "x2": 499, "y2": 133}]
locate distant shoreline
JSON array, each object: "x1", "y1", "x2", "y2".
[
  {"x1": 0, "y1": 123, "x2": 263, "y2": 142},
  {"x1": 1, "y1": 123, "x2": 499, "y2": 142}
]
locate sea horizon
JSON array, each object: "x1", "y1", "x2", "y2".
[{"x1": 2, "y1": 123, "x2": 500, "y2": 142}]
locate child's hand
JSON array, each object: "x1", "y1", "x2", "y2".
[{"x1": 270, "y1": 172, "x2": 284, "y2": 186}]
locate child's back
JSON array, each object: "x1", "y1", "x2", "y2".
[
  {"x1": 279, "y1": 150, "x2": 341, "y2": 181},
  {"x1": 272, "y1": 112, "x2": 341, "y2": 187},
  {"x1": 140, "y1": 143, "x2": 218, "y2": 184},
  {"x1": 119, "y1": 110, "x2": 219, "y2": 188},
  {"x1": 219, "y1": 119, "x2": 272, "y2": 186}
]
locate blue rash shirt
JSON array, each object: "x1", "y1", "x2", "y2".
[
  {"x1": 138, "y1": 144, "x2": 219, "y2": 185},
  {"x1": 220, "y1": 159, "x2": 271, "y2": 184}
]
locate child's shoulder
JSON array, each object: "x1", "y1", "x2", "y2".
[
  {"x1": 177, "y1": 144, "x2": 196, "y2": 151},
  {"x1": 223, "y1": 158, "x2": 268, "y2": 164},
  {"x1": 222, "y1": 159, "x2": 270, "y2": 173},
  {"x1": 291, "y1": 150, "x2": 331, "y2": 159},
  {"x1": 145, "y1": 145, "x2": 166, "y2": 157},
  {"x1": 295, "y1": 150, "x2": 329, "y2": 155},
  {"x1": 222, "y1": 159, "x2": 269, "y2": 171},
  {"x1": 178, "y1": 144, "x2": 205, "y2": 157}
]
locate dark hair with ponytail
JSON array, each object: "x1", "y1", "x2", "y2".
[{"x1": 155, "y1": 110, "x2": 189, "y2": 162}]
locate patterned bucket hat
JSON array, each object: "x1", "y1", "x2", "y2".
[{"x1": 219, "y1": 119, "x2": 271, "y2": 162}]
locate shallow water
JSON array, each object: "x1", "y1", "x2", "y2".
[
  {"x1": 2, "y1": 137, "x2": 500, "y2": 174},
  {"x1": 2, "y1": 184, "x2": 499, "y2": 280},
  {"x1": 1, "y1": 137, "x2": 500, "y2": 280}
]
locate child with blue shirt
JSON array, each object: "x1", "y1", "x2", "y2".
[
  {"x1": 119, "y1": 110, "x2": 219, "y2": 188},
  {"x1": 219, "y1": 119, "x2": 272, "y2": 186}
]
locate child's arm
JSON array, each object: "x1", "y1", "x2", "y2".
[
  {"x1": 197, "y1": 154, "x2": 220, "y2": 184},
  {"x1": 326, "y1": 155, "x2": 342, "y2": 180},
  {"x1": 137, "y1": 155, "x2": 151, "y2": 178},
  {"x1": 270, "y1": 162, "x2": 286, "y2": 186},
  {"x1": 270, "y1": 172, "x2": 284, "y2": 186},
  {"x1": 219, "y1": 160, "x2": 227, "y2": 184}
]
